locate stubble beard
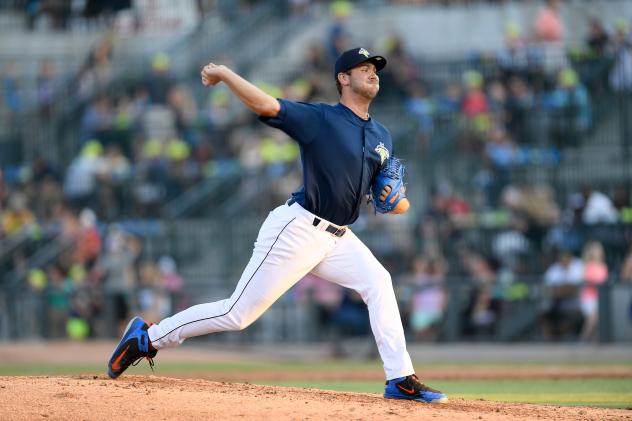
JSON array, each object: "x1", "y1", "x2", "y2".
[{"x1": 351, "y1": 79, "x2": 379, "y2": 100}]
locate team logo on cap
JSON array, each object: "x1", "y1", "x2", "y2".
[
  {"x1": 359, "y1": 48, "x2": 370, "y2": 58},
  {"x1": 375, "y1": 142, "x2": 389, "y2": 165}
]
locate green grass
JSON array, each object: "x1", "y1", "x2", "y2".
[
  {"x1": 2, "y1": 359, "x2": 631, "y2": 376},
  {"x1": 1, "y1": 361, "x2": 631, "y2": 408},
  {"x1": 263, "y1": 379, "x2": 632, "y2": 409}
]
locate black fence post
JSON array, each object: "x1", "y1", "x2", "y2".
[
  {"x1": 597, "y1": 280, "x2": 612, "y2": 343},
  {"x1": 444, "y1": 283, "x2": 461, "y2": 342}
]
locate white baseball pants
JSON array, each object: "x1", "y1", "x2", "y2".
[{"x1": 147, "y1": 202, "x2": 415, "y2": 380}]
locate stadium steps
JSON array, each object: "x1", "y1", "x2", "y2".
[
  {"x1": 2, "y1": 234, "x2": 74, "y2": 289},
  {"x1": 555, "y1": 100, "x2": 631, "y2": 188}
]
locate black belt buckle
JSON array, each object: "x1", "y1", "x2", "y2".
[
  {"x1": 313, "y1": 217, "x2": 346, "y2": 237},
  {"x1": 326, "y1": 225, "x2": 346, "y2": 237}
]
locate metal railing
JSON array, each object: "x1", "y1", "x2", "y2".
[{"x1": 1, "y1": 276, "x2": 629, "y2": 343}]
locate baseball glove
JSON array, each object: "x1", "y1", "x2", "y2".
[{"x1": 371, "y1": 156, "x2": 406, "y2": 214}]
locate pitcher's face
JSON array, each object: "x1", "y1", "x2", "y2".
[{"x1": 348, "y1": 63, "x2": 380, "y2": 100}]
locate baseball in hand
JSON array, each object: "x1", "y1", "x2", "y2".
[{"x1": 380, "y1": 185, "x2": 409, "y2": 214}]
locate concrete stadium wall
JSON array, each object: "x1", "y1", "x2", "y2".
[
  {"x1": 350, "y1": 0, "x2": 632, "y2": 57},
  {"x1": 260, "y1": 0, "x2": 632, "y2": 82}
]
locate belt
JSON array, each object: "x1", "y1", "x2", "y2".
[
  {"x1": 312, "y1": 217, "x2": 346, "y2": 237},
  {"x1": 287, "y1": 199, "x2": 346, "y2": 237}
]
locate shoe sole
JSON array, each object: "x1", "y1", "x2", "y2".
[
  {"x1": 385, "y1": 395, "x2": 449, "y2": 404},
  {"x1": 107, "y1": 317, "x2": 142, "y2": 379}
]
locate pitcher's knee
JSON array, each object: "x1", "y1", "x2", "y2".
[
  {"x1": 361, "y1": 267, "x2": 393, "y2": 298},
  {"x1": 373, "y1": 266, "x2": 392, "y2": 287},
  {"x1": 225, "y1": 312, "x2": 255, "y2": 331}
]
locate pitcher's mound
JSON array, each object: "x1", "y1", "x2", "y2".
[{"x1": 0, "y1": 375, "x2": 629, "y2": 420}]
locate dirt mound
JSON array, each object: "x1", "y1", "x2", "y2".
[{"x1": 0, "y1": 375, "x2": 629, "y2": 421}]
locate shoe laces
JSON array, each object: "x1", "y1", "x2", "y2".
[
  {"x1": 126, "y1": 333, "x2": 156, "y2": 373},
  {"x1": 408, "y1": 374, "x2": 441, "y2": 394},
  {"x1": 131, "y1": 355, "x2": 155, "y2": 373}
]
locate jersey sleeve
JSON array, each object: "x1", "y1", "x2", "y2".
[{"x1": 258, "y1": 99, "x2": 322, "y2": 145}]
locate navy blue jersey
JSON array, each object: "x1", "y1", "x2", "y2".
[{"x1": 259, "y1": 99, "x2": 393, "y2": 226}]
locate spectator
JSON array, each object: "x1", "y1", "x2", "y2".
[
  {"x1": 330, "y1": 291, "x2": 371, "y2": 341},
  {"x1": 620, "y1": 244, "x2": 632, "y2": 280},
  {"x1": 610, "y1": 19, "x2": 632, "y2": 143},
  {"x1": 579, "y1": 185, "x2": 619, "y2": 225},
  {"x1": 145, "y1": 52, "x2": 175, "y2": 105},
  {"x1": 535, "y1": 0, "x2": 564, "y2": 43},
  {"x1": 405, "y1": 82, "x2": 436, "y2": 142},
  {"x1": 541, "y1": 248, "x2": 584, "y2": 341},
  {"x1": 158, "y1": 255, "x2": 184, "y2": 308},
  {"x1": 299, "y1": 42, "x2": 334, "y2": 100},
  {"x1": 96, "y1": 226, "x2": 140, "y2": 334},
  {"x1": 579, "y1": 241, "x2": 608, "y2": 342},
  {"x1": 45, "y1": 264, "x2": 74, "y2": 339},
  {"x1": 609, "y1": 19, "x2": 632, "y2": 93},
  {"x1": 2, "y1": 62, "x2": 22, "y2": 126},
  {"x1": 33, "y1": 173, "x2": 63, "y2": 221},
  {"x1": 436, "y1": 81, "x2": 461, "y2": 115},
  {"x1": 461, "y1": 70, "x2": 491, "y2": 144},
  {"x1": 622, "y1": 246, "x2": 632, "y2": 323},
  {"x1": 463, "y1": 253, "x2": 500, "y2": 337},
  {"x1": 534, "y1": 0, "x2": 567, "y2": 75},
  {"x1": 461, "y1": 70, "x2": 488, "y2": 118},
  {"x1": 97, "y1": 144, "x2": 132, "y2": 219},
  {"x1": 497, "y1": 22, "x2": 529, "y2": 81},
  {"x1": 612, "y1": 183, "x2": 630, "y2": 213},
  {"x1": 294, "y1": 273, "x2": 343, "y2": 343},
  {"x1": 325, "y1": 0, "x2": 352, "y2": 62},
  {"x1": 80, "y1": 96, "x2": 113, "y2": 143},
  {"x1": 36, "y1": 59, "x2": 57, "y2": 119},
  {"x1": 585, "y1": 18, "x2": 610, "y2": 59},
  {"x1": 545, "y1": 67, "x2": 591, "y2": 148},
  {"x1": 1, "y1": 192, "x2": 36, "y2": 237},
  {"x1": 63, "y1": 140, "x2": 105, "y2": 210},
  {"x1": 167, "y1": 85, "x2": 198, "y2": 145},
  {"x1": 73, "y1": 208, "x2": 102, "y2": 269},
  {"x1": 485, "y1": 126, "x2": 516, "y2": 169},
  {"x1": 487, "y1": 79, "x2": 508, "y2": 119},
  {"x1": 406, "y1": 256, "x2": 447, "y2": 341},
  {"x1": 505, "y1": 76, "x2": 534, "y2": 145},
  {"x1": 480, "y1": 128, "x2": 516, "y2": 207},
  {"x1": 138, "y1": 259, "x2": 171, "y2": 324},
  {"x1": 379, "y1": 34, "x2": 419, "y2": 101},
  {"x1": 575, "y1": 18, "x2": 611, "y2": 96},
  {"x1": 77, "y1": 36, "x2": 114, "y2": 100}
]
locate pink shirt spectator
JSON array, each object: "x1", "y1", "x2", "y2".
[
  {"x1": 535, "y1": 6, "x2": 564, "y2": 42},
  {"x1": 462, "y1": 90, "x2": 488, "y2": 117},
  {"x1": 581, "y1": 262, "x2": 608, "y2": 302}
]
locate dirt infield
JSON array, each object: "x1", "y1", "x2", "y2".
[
  {"x1": 1, "y1": 342, "x2": 631, "y2": 420},
  {"x1": 0, "y1": 375, "x2": 630, "y2": 421}
]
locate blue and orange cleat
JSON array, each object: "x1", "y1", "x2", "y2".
[
  {"x1": 384, "y1": 374, "x2": 448, "y2": 403},
  {"x1": 107, "y1": 317, "x2": 157, "y2": 379}
]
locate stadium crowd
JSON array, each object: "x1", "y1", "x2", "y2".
[{"x1": 1, "y1": 0, "x2": 632, "y2": 343}]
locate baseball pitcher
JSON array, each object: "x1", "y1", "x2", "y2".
[{"x1": 107, "y1": 47, "x2": 448, "y2": 404}]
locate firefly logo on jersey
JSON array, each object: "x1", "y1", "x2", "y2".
[{"x1": 375, "y1": 142, "x2": 389, "y2": 165}]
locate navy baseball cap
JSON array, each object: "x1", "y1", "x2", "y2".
[{"x1": 334, "y1": 47, "x2": 387, "y2": 79}]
